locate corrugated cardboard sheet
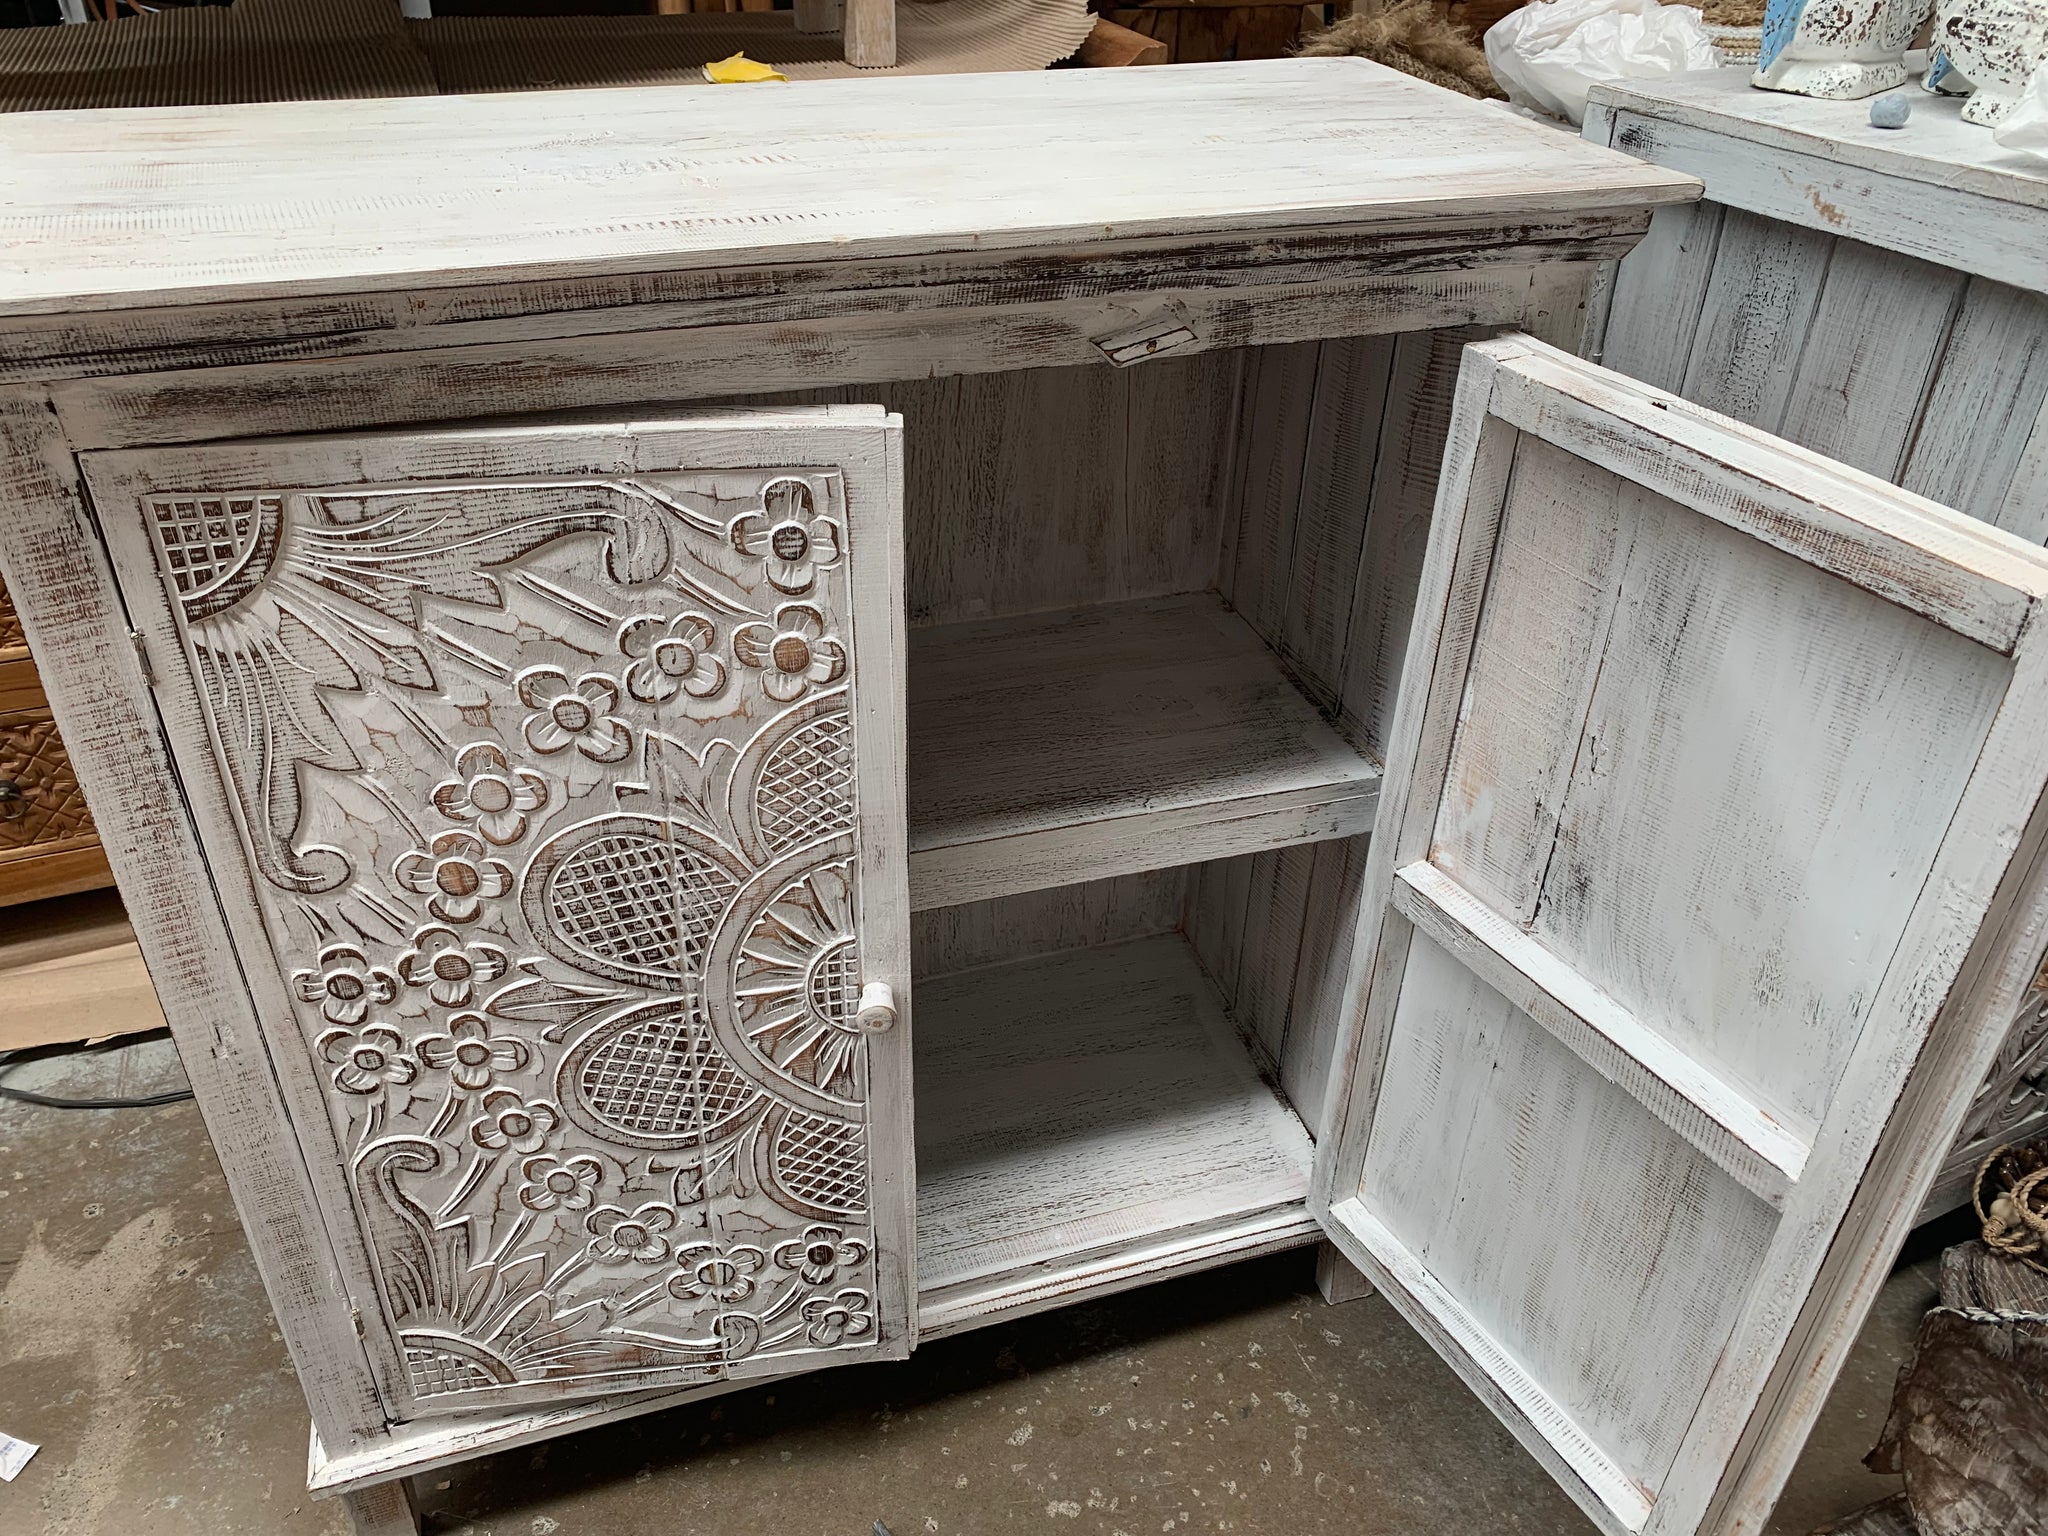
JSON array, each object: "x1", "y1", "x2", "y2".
[{"x1": 0, "y1": 0, "x2": 1094, "y2": 111}]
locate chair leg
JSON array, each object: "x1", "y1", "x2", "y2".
[
  {"x1": 793, "y1": 0, "x2": 842, "y2": 31},
  {"x1": 341, "y1": 1478, "x2": 420, "y2": 1536}
]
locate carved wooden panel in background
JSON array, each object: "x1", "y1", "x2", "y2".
[
  {"x1": 0, "y1": 711, "x2": 98, "y2": 854},
  {"x1": 0, "y1": 572, "x2": 24, "y2": 653},
  {"x1": 1931, "y1": 951, "x2": 2048, "y2": 1208},
  {"x1": 136, "y1": 464, "x2": 880, "y2": 1415}
]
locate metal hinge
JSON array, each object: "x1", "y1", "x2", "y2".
[
  {"x1": 1090, "y1": 301, "x2": 1201, "y2": 368},
  {"x1": 128, "y1": 629, "x2": 156, "y2": 687}
]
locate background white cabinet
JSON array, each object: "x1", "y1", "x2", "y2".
[{"x1": 1585, "y1": 69, "x2": 2048, "y2": 1214}]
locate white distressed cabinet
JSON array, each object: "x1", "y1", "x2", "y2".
[
  {"x1": 3, "y1": 60, "x2": 2045, "y2": 1536},
  {"x1": 1584, "y1": 69, "x2": 2048, "y2": 1213}
]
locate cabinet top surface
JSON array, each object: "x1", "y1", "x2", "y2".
[
  {"x1": 1591, "y1": 65, "x2": 2048, "y2": 212},
  {"x1": 0, "y1": 58, "x2": 1696, "y2": 319}
]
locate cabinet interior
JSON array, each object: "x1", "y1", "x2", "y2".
[{"x1": 727, "y1": 327, "x2": 1480, "y2": 1327}]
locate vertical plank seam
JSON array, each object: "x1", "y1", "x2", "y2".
[
  {"x1": 1894, "y1": 274, "x2": 1978, "y2": 492},
  {"x1": 1770, "y1": 234, "x2": 1841, "y2": 437}
]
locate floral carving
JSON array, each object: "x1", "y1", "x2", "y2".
[
  {"x1": 318, "y1": 1023, "x2": 420, "y2": 1097},
  {"x1": 518, "y1": 668, "x2": 631, "y2": 763},
  {"x1": 729, "y1": 479, "x2": 842, "y2": 596},
  {"x1": 396, "y1": 925, "x2": 510, "y2": 1009},
  {"x1": 801, "y1": 1287, "x2": 875, "y2": 1346},
  {"x1": 469, "y1": 1088, "x2": 559, "y2": 1154},
  {"x1": 731, "y1": 604, "x2": 847, "y2": 703},
  {"x1": 714, "y1": 1312, "x2": 762, "y2": 1360},
  {"x1": 668, "y1": 1241, "x2": 768, "y2": 1304},
  {"x1": 773, "y1": 1224, "x2": 869, "y2": 1287},
  {"x1": 618, "y1": 613, "x2": 727, "y2": 703},
  {"x1": 517, "y1": 1153, "x2": 603, "y2": 1212},
  {"x1": 165, "y1": 466, "x2": 886, "y2": 1406},
  {"x1": 395, "y1": 832, "x2": 514, "y2": 925},
  {"x1": 432, "y1": 742, "x2": 547, "y2": 845},
  {"x1": 416, "y1": 1012, "x2": 530, "y2": 1092},
  {"x1": 293, "y1": 943, "x2": 400, "y2": 1026},
  {"x1": 586, "y1": 1202, "x2": 677, "y2": 1265}
]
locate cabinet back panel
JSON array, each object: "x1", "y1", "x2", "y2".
[
  {"x1": 1222, "y1": 327, "x2": 1492, "y2": 764},
  {"x1": 1185, "y1": 834, "x2": 1370, "y2": 1139},
  {"x1": 912, "y1": 868, "x2": 1187, "y2": 979},
  {"x1": 702, "y1": 353, "x2": 1242, "y2": 628}
]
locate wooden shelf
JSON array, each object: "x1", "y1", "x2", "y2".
[
  {"x1": 914, "y1": 933, "x2": 1318, "y2": 1336},
  {"x1": 906, "y1": 594, "x2": 1382, "y2": 911}
]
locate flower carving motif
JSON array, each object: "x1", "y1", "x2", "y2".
[
  {"x1": 801, "y1": 1287, "x2": 875, "y2": 1347},
  {"x1": 518, "y1": 1153, "x2": 603, "y2": 1213},
  {"x1": 773, "y1": 1224, "x2": 869, "y2": 1288},
  {"x1": 729, "y1": 479, "x2": 843, "y2": 596},
  {"x1": 317, "y1": 1023, "x2": 419, "y2": 1097},
  {"x1": 618, "y1": 612, "x2": 726, "y2": 704},
  {"x1": 731, "y1": 603, "x2": 847, "y2": 703},
  {"x1": 416, "y1": 1012, "x2": 530, "y2": 1092},
  {"x1": 518, "y1": 668, "x2": 631, "y2": 763},
  {"x1": 469, "y1": 1088, "x2": 558, "y2": 1154},
  {"x1": 292, "y1": 943, "x2": 399, "y2": 1025},
  {"x1": 586, "y1": 1202, "x2": 677, "y2": 1265},
  {"x1": 394, "y1": 832, "x2": 514, "y2": 925},
  {"x1": 668, "y1": 1241, "x2": 768, "y2": 1305},
  {"x1": 432, "y1": 742, "x2": 547, "y2": 846},
  {"x1": 396, "y1": 925, "x2": 510, "y2": 1009}
]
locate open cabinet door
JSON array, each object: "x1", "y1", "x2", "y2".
[
  {"x1": 80, "y1": 407, "x2": 911, "y2": 1421},
  {"x1": 1312, "y1": 337, "x2": 2048, "y2": 1536}
]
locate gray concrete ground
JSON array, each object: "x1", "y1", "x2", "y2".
[{"x1": 0, "y1": 1035, "x2": 1958, "y2": 1536}]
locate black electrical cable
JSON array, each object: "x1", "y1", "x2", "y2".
[{"x1": 0, "y1": 1027, "x2": 194, "y2": 1110}]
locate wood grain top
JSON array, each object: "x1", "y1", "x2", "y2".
[
  {"x1": 0, "y1": 58, "x2": 1697, "y2": 317},
  {"x1": 1593, "y1": 65, "x2": 2048, "y2": 211}
]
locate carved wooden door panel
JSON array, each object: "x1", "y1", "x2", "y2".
[
  {"x1": 83, "y1": 407, "x2": 911, "y2": 1419},
  {"x1": 1313, "y1": 339, "x2": 2048, "y2": 1536}
]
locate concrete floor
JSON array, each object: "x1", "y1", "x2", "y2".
[{"x1": 0, "y1": 1035, "x2": 1964, "y2": 1536}]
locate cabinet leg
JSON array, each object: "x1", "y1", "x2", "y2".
[
  {"x1": 1315, "y1": 1240, "x2": 1375, "y2": 1306},
  {"x1": 341, "y1": 1478, "x2": 420, "y2": 1536}
]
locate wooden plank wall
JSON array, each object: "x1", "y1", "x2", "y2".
[
  {"x1": 912, "y1": 868, "x2": 1186, "y2": 977},
  {"x1": 720, "y1": 352, "x2": 1243, "y2": 628},
  {"x1": 1601, "y1": 202, "x2": 2048, "y2": 540},
  {"x1": 1187, "y1": 325, "x2": 1487, "y2": 1136}
]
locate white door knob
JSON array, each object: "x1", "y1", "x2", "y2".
[{"x1": 855, "y1": 981, "x2": 897, "y2": 1033}]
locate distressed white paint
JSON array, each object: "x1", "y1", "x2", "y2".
[
  {"x1": 905, "y1": 595, "x2": 1381, "y2": 909},
  {"x1": 914, "y1": 935, "x2": 1315, "y2": 1327},
  {"x1": 0, "y1": 60, "x2": 1694, "y2": 318},
  {"x1": 1315, "y1": 334, "x2": 2048, "y2": 1536},
  {"x1": 1593, "y1": 71, "x2": 2048, "y2": 293},
  {"x1": 0, "y1": 59, "x2": 1756, "y2": 1535}
]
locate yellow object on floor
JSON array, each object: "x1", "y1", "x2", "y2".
[{"x1": 702, "y1": 51, "x2": 790, "y2": 83}]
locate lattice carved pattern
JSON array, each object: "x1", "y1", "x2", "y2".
[
  {"x1": 1940, "y1": 952, "x2": 2048, "y2": 1188},
  {"x1": 0, "y1": 713, "x2": 98, "y2": 853},
  {"x1": 136, "y1": 465, "x2": 872, "y2": 1414}
]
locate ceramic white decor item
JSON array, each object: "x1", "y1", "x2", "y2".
[
  {"x1": 1923, "y1": 39, "x2": 1975, "y2": 93},
  {"x1": 1752, "y1": 0, "x2": 1936, "y2": 98},
  {"x1": 1936, "y1": 0, "x2": 2048, "y2": 124}
]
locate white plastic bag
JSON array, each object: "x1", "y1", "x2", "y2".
[
  {"x1": 1993, "y1": 62, "x2": 2048, "y2": 161},
  {"x1": 1485, "y1": 0, "x2": 1721, "y2": 126}
]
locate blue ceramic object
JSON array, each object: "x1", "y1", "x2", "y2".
[{"x1": 1753, "y1": 0, "x2": 1935, "y2": 97}]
